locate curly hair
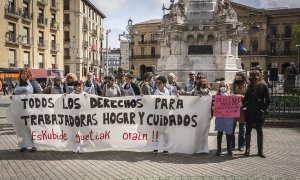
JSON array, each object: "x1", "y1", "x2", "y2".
[{"x1": 19, "y1": 68, "x2": 32, "y2": 81}]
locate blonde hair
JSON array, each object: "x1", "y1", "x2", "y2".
[
  {"x1": 216, "y1": 81, "x2": 230, "y2": 95},
  {"x1": 65, "y1": 73, "x2": 77, "y2": 81}
]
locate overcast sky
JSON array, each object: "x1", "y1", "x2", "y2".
[{"x1": 89, "y1": 0, "x2": 300, "y2": 48}]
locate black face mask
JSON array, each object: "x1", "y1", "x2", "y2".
[
  {"x1": 235, "y1": 80, "x2": 242, "y2": 84},
  {"x1": 248, "y1": 77, "x2": 254, "y2": 83}
]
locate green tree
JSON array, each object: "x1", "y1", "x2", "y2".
[{"x1": 291, "y1": 23, "x2": 300, "y2": 50}]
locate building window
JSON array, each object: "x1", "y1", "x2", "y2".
[
  {"x1": 83, "y1": 3, "x2": 85, "y2": 14},
  {"x1": 270, "y1": 25, "x2": 277, "y2": 36},
  {"x1": 270, "y1": 42, "x2": 276, "y2": 55},
  {"x1": 64, "y1": 65, "x2": 70, "y2": 76},
  {"x1": 64, "y1": 31, "x2": 70, "y2": 42},
  {"x1": 64, "y1": 14, "x2": 70, "y2": 24},
  {"x1": 38, "y1": 31, "x2": 44, "y2": 44},
  {"x1": 251, "y1": 38, "x2": 258, "y2": 52},
  {"x1": 51, "y1": 55, "x2": 56, "y2": 69},
  {"x1": 23, "y1": 2, "x2": 30, "y2": 19},
  {"x1": 9, "y1": 49, "x2": 16, "y2": 67},
  {"x1": 284, "y1": 41, "x2": 291, "y2": 55},
  {"x1": 284, "y1": 25, "x2": 291, "y2": 38},
  {"x1": 141, "y1": 47, "x2": 145, "y2": 56},
  {"x1": 39, "y1": 54, "x2": 44, "y2": 68},
  {"x1": 23, "y1": 51, "x2": 30, "y2": 67},
  {"x1": 64, "y1": 0, "x2": 70, "y2": 10},
  {"x1": 51, "y1": 35, "x2": 56, "y2": 50},
  {"x1": 51, "y1": 13, "x2": 56, "y2": 23},
  {"x1": 23, "y1": 26, "x2": 30, "y2": 44},
  {"x1": 64, "y1": 48, "x2": 70, "y2": 58},
  {"x1": 151, "y1": 47, "x2": 156, "y2": 58},
  {"x1": 7, "y1": 22, "x2": 16, "y2": 42}
]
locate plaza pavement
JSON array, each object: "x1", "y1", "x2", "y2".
[{"x1": 0, "y1": 95, "x2": 300, "y2": 180}]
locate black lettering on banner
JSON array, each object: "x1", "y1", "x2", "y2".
[
  {"x1": 138, "y1": 112, "x2": 145, "y2": 125},
  {"x1": 110, "y1": 100, "x2": 117, "y2": 108},
  {"x1": 21, "y1": 98, "x2": 28, "y2": 109},
  {"x1": 169, "y1": 115, "x2": 176, "y2": 126},
  {"x1": 58, "y1": 114, "x2": 64, "y2": 124},
  {"x1": 45, "y1": 114, "x2": 51, "y2": 124},
  {"x1": 155, "y1": 98, "x2": 161, "y2": 109},
  {"x1": 191, "y1": 115, "x2": 198, "y2": 127},
  {"x1": 147, "y1": 114, "x2": 153, "y2": 125},
  {"x1": 90, "y1": 97, "x2": 97, "y2": 108},
  {"x1": 80, "y1": 114, "x2": 86, "y2": 127},
  {"x1": 21, "y1": 116, "x2": 29, "y2": 125},
  {"x1": 104, "y1": 98, "x2": 110, "y2": 108}
]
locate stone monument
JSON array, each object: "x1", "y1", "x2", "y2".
[{"x1": 157, "y1": 0, "x2": 244, "y2": 83}]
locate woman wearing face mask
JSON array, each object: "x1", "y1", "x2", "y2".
[
  {"x1": 243, "y1": 70, "x2": 270, "y2": 158},
  {"x1": 102, "y1": 75, "x2": 121, "y2": 97},
  {"x1": 187, "y1": 78, "x2": 212, "y2": 96},
  {"x1": 42, "y1": 77, "x2": 64, "y2": 94},
  {"x1": 230, "y1": 72, "x2": 248, "y2": 151},
  {"x1": 214, "y1": 81, "x2": 234, "y2": 157}
]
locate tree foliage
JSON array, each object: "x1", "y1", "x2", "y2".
[{"x1": 292, "y1": 23, "x2": 300, "y2": 50}]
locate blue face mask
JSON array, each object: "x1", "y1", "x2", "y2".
[{"x1": 219, "y1": 87, "x2": 227, "y2": 93}]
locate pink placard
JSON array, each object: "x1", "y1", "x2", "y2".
[{"x1": 213, "y1": 96, "x2": 241, "y2": 118}]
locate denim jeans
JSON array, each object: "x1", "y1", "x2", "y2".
[{"x1": 232, "y1": 121, "x2": 246, "y2": 148}]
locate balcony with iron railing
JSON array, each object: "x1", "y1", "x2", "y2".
[
  {"x1": 148, "y1": 40, "x2": 158, "y2": 44},
  {"x1": 83, "y1": 23, "x2": 88, "y2": 31},
  {"x1": 267, "y1": 34, "x2": 280, "y2": 40},
  {"x1": 50, "y1": 0, "x2": 60, "y2": 11},
  {"x1": 21, "y1": 9, "x2": 32, "y2": 22},
  {"x1": 5, "y1": 4, "x2": 21, "y2": 18},
  {"x1": 38, "y1": 40, "x2": 48, "y2": 49},
  {"x1": 82, "y1": 40, "x2": 88, "y2": 48},
  {"x1": 51, "y1": 42, "x2": 59, "y2": 52},
  {"x1": 37, "y1": 16, "x2": 48, "y2": 27},
  {"x1": 50, "y1": 21, "x2": 59, "y2": 31},
  {"x1": 238, "y1": 50, "x2": 297, "y2": 56},
  {"x1": 21, "y1": 36, "x2": 32, "y2": 47},
  {"x1": 37, "y1": 0, "x2": 48, "y2": 6},
  {"x1": 92, "y1": 29, "x2": 97, "y2": 36},
  {"x1": 281, "y1": 33, "x2": 292, "y2": 39},
  {"x1": 138, "y1": 40, "x2": 148, "y2": 45},
  {"x1": 64, "y1": 53, "x2": 71, "y2": 59},
  {"x1": 91, "y1": 44, "x2": 98, "y2": 51},
  {"x1": 133, "y1": 55, "x2": 160, "y2": 59},
  {"x1": 5, "y1": 32, "x2": 19, "y2": 45}
]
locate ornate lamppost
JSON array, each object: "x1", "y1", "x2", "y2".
[
  {"x1": 246, "y1": 13, "x2": 264, "y2": 70},
  {"x1": 70, "y1": 35, "x2": 79, "y2": 77},
  {"x1": 105, "y1": 29, "x2": 111, "y2": 76},
  {"x1": 119, "y1": 18, "x2": 135, "y2": 71}
]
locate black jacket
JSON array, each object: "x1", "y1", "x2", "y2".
[{"x1": 243, "y1": 83, "x2": 270, "y2": 123}]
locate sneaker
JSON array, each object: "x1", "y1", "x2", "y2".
[
  {"x1": 31, "y1": 147, "x2": 37, "y2": 152},
  {"x1": 244, "y1": 149, "x2": 250, "y2": 156},
  {"x1": 20, "y1": 148, "x2": 27, "y2": 152},
  {"x1": 238, "y1": 147, "x2": 245, "y2": 151},
  {"x1": 152, "y1": 150, "x2": 158, "y2": 154},
  {"x1": 163, "y1": 151, "x2": 169, "y2": 155},
  {"x1": 227, "y1": 151, "x2": 233, "y2": 157}
]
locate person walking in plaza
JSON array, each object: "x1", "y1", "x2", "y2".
[
  {"x1": 83, "y1": 72, "x2": 101, "y2": 95},
  {"x1": 140, "y1": 72, "x2": 154, "y2": 95},
  {"x1": 102, "y1": 75, "x2": 121, "y2": 97},
  {"x1": 13, "y1": 68, "x2": 42, "y2": 152},
  {"x1": 184, "y1": 71, "x2": 196, "y2": 93},
  {"x1": 230, "y1": 72, "x2": 248, "y2": 151},
  {"x1": 2, "y1": 81, "x2": 9, "y2": 96},
  {"x1": 214, "y1": 81, "x2": 234, "y2": 157},
  {"x1": 122, "y1": 73, "x2": 140, "y2": 96},
  {"x1": 166, "y1": 73, "x2": 182, "y2": 95},
  {"x1": 63, "y1": 73, "x2": 77, "y2": 94},
  {"x1": 42, "y1": 77, "x2": 64, "y2": 94},
  {"x1": 153, "y1": 76, "x2": 171, "y2": 155},
  {"x1": 243, "y1": 70, "x2": 270, "y2": 158}
]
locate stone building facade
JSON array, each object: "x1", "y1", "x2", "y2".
[
  {"x1": 232, "y1": 2, "x2": 300, "y2": 74},
  {"x1": 63, "y1": 0, "x2": 105, "y2": 80}
]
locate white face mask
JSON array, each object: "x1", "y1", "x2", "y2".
[
  {"x1": 219, "y1": 87, "x2": 227, "y2": 93},
  {"x1": 200, "y1": 88, "x2": 208, "y2": 93}
]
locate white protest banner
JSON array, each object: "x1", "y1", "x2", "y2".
[{"x1": 7, "y1": 95, "x2": 212, "y2": 154}]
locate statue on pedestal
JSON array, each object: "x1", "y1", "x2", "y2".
[
  {"x1": 216, "y1": 0, "x2": 237, "y2": 21},
  {"x1": 284, "y1": 62, "x2": 298, "y2": 93}
]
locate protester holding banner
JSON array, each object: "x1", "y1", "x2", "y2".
[
  {"x1": 243, "y1": 70, "x2": 270, "y2": 158},
  {"x1": 122, "y1": 73, "x2": 140, "y2": 96},
  {"x1": 214, "y1": 81, "x2": 234, "y2": 157},
  {"x1": 102, "y1": 75, "x2": 121, "y2": 97},
  {"x1": 230, "y1": 72, "x2": 248, "y2": 151},
  {"x1": 187, "y1": 78, "x2": 212, "y2": 96},
  {"x1": 71, "y1": 80, "x2": 88, "y2": 95},
  {"x1": 63, "y1": 73, "x2": 77, "y2": 94},
  {"x1": 140, "y1": 72, "x2": 154, "y2": 95},
  {"x1": 13, "y1": 67, "x2": 42, "y2": 152},
  {"x1": 42, "y1": 77, "x2": 64, "y2": 94},
  {"x1": 153, "y1": 76, "x2": 171, "y2": 155},
  {"x1": 166, "y1": 73, "x2": 182, "y2": 95},
  {"x1": 83, "y1": 72, "x2": 101, "y2": 95}
]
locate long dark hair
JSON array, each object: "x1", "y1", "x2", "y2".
[{"x1": 249, "y1": 70, "x2": 266, "y2": 93}]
